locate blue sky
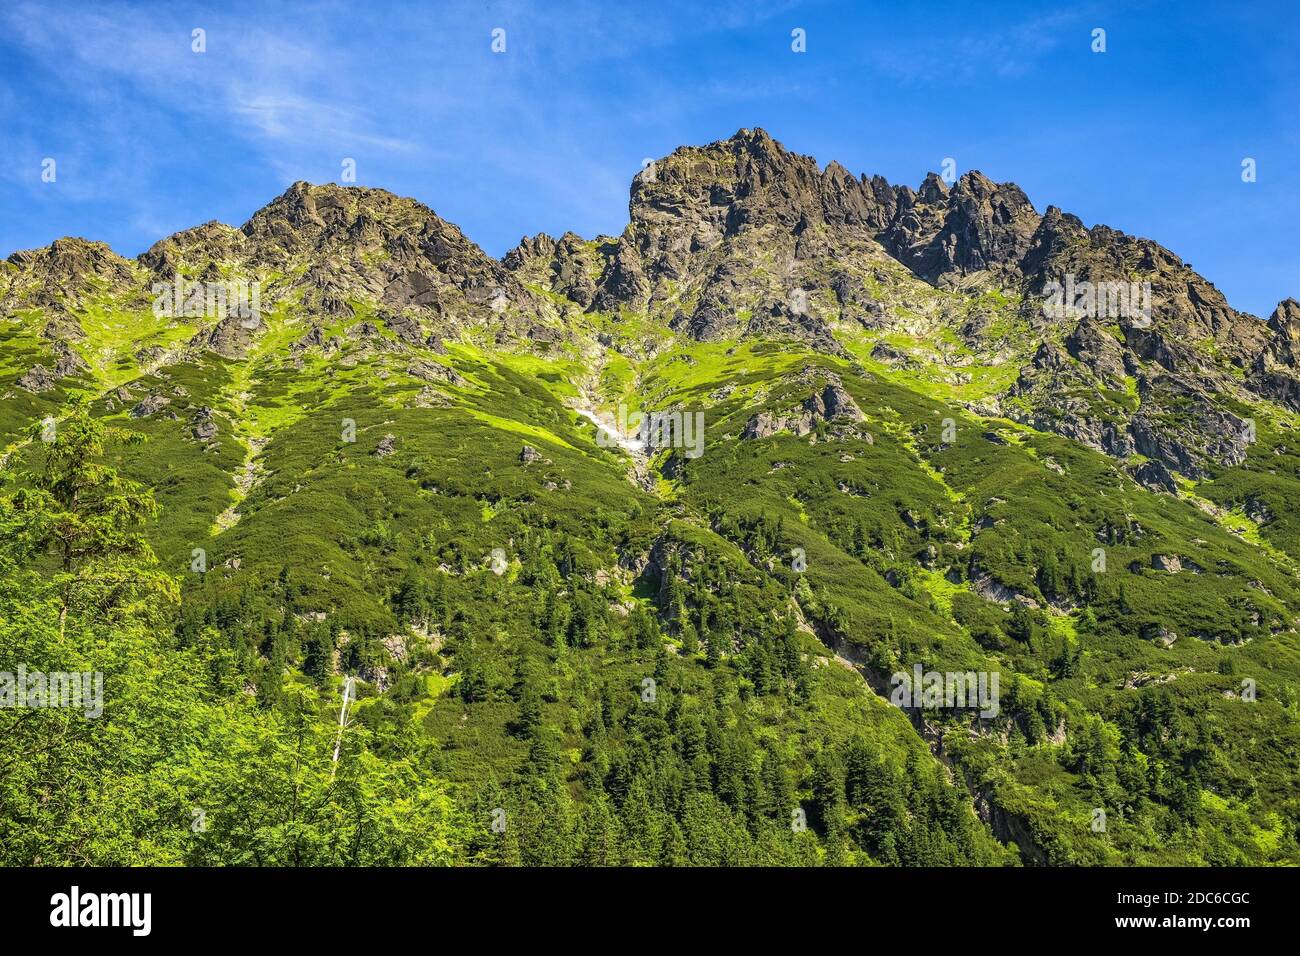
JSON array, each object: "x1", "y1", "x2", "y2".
[{"x1": 1, "y1": 0, "x2": 1296, "y2": 316}]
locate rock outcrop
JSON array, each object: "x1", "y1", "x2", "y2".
[{"x1": 742, "y1": 371, "x2": 868, "y2": 441}]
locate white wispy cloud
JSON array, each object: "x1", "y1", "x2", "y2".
[{"x1": 862, "y1": 9, "x2": 1089, "y2": 84}]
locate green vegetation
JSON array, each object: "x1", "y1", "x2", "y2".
[{"x1": 2, "y1": 224, "x2": 1298, "y2": 868}]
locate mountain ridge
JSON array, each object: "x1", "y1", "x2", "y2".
[
  {"x1": 4, "y1": 128, "x2": 1296, "y2": 485},
  {"x1": 7, "y1": 128, "x2": 1286, "y2": 315}
]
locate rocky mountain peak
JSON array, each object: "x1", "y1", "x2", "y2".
[
  {"x1": 3, "y1": 236, "x2": 141, "y2": 311},
  {"x1": 1268, "y1": 297, "x2": 1300, "y2": 332},
  {"x1": 138, "y1": 221, "x2": 247, "y2": 278},
  {"x1": 239, "y1": 182, "x2": 442, "y2": 267},
  {"x1": 916, "y1": 172, "x2": 950, "y2": 203},
  {"x1": 880, "y1": 169, "x2": 1040, "y2": 284},
  {"x1": 136, "y1": 182, "x2": 561, "y2": 340},
  {"x1": 1252, "y1": 297, "x2": 1300, "y2": 396}
]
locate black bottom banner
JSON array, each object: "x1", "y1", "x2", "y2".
[{"x1": 0, "y1": 865, "x2": 1286, "y2": 943}]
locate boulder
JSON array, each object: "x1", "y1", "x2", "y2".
[{"x1": 17, "y1": 364, "x2": 55, "y2": 393}]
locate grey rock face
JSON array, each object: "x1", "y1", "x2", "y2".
[
  {"x1": 407, "y1": 360, "x2": 465, "y2": 386},
  {"x1": 1244, "y1": 494, "x2": 1274, "y2": 525},
  {"x1": 741, "y1": 372, "x2": 867, "y2": 440},
  {"x1": 52, "y1": 342, "x2": 87, "y2": 377},
  {"x1": 1141, "y1": 623, "x2": 1179, "y2": 648},
  {"x1": 42, "y1": 311, "x2": 86, "y2": 342},
  {"x1": 1128, "y1": 459, "x2": 1178, "y2": 493},
  {"x1": 1064, "y1": 318, "x2": 1128, "y2": 384},
  {"x1": 131, "y1": 394, "x2": 171, "y2": 418},
  {"x1": 505, "y1": 232, "x2": 599, "y2": 308},
  {"x1": 188, "y1": 315, "x2": 258, "y2": 359},
  {"x1": 1151, "y1": 553, "x2": 1183, "y2": 573},
  {"x1": 880, "y1": 171, "x2": 1040, "y2": 284},
  {"x1": 191, "y1": 406, "x2": 218, "y2": 440},
  {"x1": 1249, "y1": 299, "x2": 1300, "y2": 410},
  {"x1": 17, "y1": 364, "x2": 56, "y2": 393}
]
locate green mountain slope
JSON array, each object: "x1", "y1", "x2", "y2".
[{"x1": 2, "y1": 130, "x2": 1298, "y2": 866}]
